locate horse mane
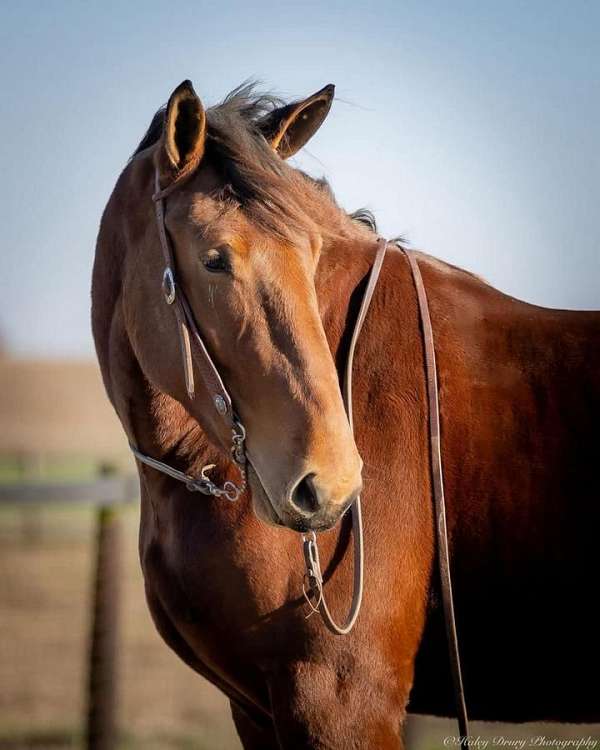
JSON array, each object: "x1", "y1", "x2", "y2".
[
  {"x1": 349, "y1": 208, "x2": 377, "y2": 232},
  {"x1": 131, "y1": 82, "x2": 379, "y2": 237}
]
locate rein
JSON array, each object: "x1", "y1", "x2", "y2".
[
  {"x1": 129, "y1": 167, "x2": 469, "y2": 746},
  {"x1": 405, "y1": 251, "x2": 470, "y2": 747},
  {"x1": 301, "y1": 238, "x2": 386, "y2": 634}
]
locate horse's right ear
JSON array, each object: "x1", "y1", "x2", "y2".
[
  {"x1": 257, "y1": 84, "x2": 335, "y2": 159},
  {"x1": 156, "y1": 80, "x2": 206, "y2": 181}
]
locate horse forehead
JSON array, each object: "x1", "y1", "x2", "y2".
[
  {"x1": 251, "y1": 235, "x2": 312, "y2": 270},
  {"x1": 255, "y1": 253, "x2": 318, "y2": 314},
  {"x1": 186, "y1": 195, "x2": 238, "y2": 232}
]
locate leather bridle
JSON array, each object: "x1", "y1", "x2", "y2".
[
  {"x1": 129, "y1": 166, "x2": 470, "y2": 747},
  {"x1": 130, "y1": 170, "x2": 248, "y2": 501}
]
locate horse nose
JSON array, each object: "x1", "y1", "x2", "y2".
[
  {"x1": 289, "y1": 472, "x2": 362, "y2": 520},
  {"x1": 291, "y1": 473, "x2": 321, "y2": 514}
]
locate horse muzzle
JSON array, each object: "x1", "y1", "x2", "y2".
[{"x1": 248, "y1": 459, "x2": 362, "y2": 532}]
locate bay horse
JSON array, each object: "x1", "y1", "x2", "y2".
[{"x1": 92, "y1": 79, "x2": 600, "y2": 749}]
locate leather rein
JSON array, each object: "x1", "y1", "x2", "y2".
[{"x1": 129, "y1": 167, "x2": 470, "y2": 745}]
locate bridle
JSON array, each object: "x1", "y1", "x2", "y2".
[
  {"x1": 129, "y1": 170, "x2": 248, "y2": 502},
  {"x1": 129, "y1": 165, "x2": 470, "y2": 747}
]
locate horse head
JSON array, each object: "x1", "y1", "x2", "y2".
[{"x1": 125, "y1": 80, "x2": 363, "y2": 532}]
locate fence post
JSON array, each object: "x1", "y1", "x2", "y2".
[
  {"x1": 18, "y1": 452, "x2": 44, "y2": 544},
  {"x1": 85, "y1": 464, "x2": 121, "y2": 750}
]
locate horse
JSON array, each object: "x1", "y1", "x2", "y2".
[{"x1": 92, "y1": 79, "x2": 600, "y2": 749}]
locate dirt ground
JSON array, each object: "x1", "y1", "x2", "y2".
[{"x1": 0, "y1": 358, "x2": 131, "y2": 469}]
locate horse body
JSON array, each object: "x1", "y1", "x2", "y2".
[
  {"x1": 409, "y1": 259, "x2": 600, "y2": 723},
  {"x1": 92, "y1": 81, "x2": 599, "y2": 748}
]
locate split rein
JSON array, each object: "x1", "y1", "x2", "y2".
[{"x1": 129, "y1": 167, "x2": 471, "y2": 746}]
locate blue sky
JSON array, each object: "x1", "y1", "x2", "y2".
[{"x1": 1, "y1": 1, "x2": 598, "y2": 356}]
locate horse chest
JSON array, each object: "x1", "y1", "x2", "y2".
[{"x1": 139, "y1": 488, "x2": 296, "y2": 649}]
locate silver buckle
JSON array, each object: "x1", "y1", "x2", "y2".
[{"x1": 162, "y1": 267, "x2": 176, "y2": 305}]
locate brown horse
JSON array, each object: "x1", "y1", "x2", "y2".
[{"x1": 92, "y1": 80, "x2": 600, "y2": 749}]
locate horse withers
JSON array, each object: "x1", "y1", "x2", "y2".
[{"x1": 92, "y1": 79, "x2": 600, "y2": 748}]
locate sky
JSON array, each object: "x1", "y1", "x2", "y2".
[{"x1": 0, "y1": 1, "x2": 598, "y2": 357}]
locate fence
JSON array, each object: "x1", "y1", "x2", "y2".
[{"x1": 0, "y1": 470, "x2": 138, "y2": 750}]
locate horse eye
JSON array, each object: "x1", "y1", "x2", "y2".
[{"x1": 202, "y1": 248, "x2": 230, "y2": 273}]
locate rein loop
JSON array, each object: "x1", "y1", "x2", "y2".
[{"x1": 301, "y1": 238, "x2": 387, "y2": 635}]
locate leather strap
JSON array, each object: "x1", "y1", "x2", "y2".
[
  {"x1": 153, "y1": 170, "x2": 235, "y2": 436},
  {"x1": 343, "y1": 239, "x2": 388, "y2": 433},
  {"x1": 303, "y1": 237, "x2": 388, "y2": 635},
  {"x1": 404, "y1": 249, "x2": 470, "y2": 748}
]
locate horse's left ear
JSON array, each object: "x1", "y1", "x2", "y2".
[
  {"x1": 258, "y1": 84, "x2": 335, "y2": 159},
  {"x1": 157, "y1": 80, "x2": 206, "y2": 180}
]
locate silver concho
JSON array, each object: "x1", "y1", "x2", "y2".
[
  {"x1": 214, "y1": 394, "x2": 228, "y2": 416},
  {"x1": 162, "y1": 267, "x2": 176, "y2": 305}
]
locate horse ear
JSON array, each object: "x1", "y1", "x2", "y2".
[
  {"x1": 158, "y1": 80, "x2": 206, "y2": 178},
  {"x1": 258, "y1": 84, "x2": 335, "y2": 159}
]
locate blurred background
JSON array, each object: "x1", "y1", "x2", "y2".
[{"x1": 0, "y1": 1, "x2": 598, "y2": 748}]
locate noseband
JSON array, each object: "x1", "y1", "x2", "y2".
[{"x1": 129, "y1": 166, "x2": 470, "y2": 746}]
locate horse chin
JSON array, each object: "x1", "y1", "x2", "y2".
[{"x1": 247, "y1": 463, "x2": 284, "y2": 528}]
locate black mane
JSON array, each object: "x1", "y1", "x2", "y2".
[{"x1": 349, "y1": 208, "x2": 377, "y2": 232}]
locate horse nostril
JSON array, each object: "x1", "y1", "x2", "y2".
[{"x1": 291, "y1": 473, "x2": 320, "y2": 514}]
